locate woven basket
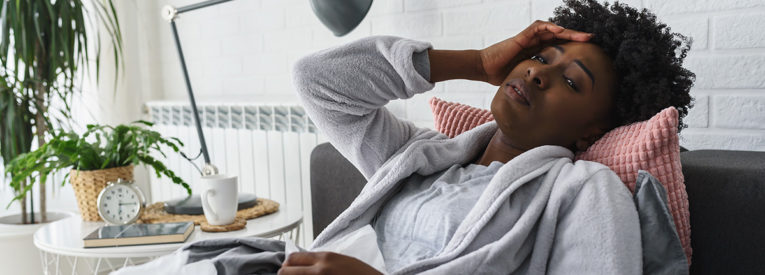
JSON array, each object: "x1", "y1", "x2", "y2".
[{"x1": 70, "y1": 165, "x2": 134, "y2": 221}]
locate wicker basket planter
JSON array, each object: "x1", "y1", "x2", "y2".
[{"x1": 69, "y1": 165, "x2": 134, "y2": 221}]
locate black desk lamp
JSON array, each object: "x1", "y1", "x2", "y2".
[{"x1": 160, "y1": 0, "x2": 371, "y2": 213}]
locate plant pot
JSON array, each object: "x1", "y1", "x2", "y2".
[
  {"x1": 0, "y1": 211, "x2": 75, "y2": 275},
  {"x1": 70, "y1": 165, "x2": 134, "y2": 221}
]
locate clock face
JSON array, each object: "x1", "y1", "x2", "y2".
[{"x1": 98, "y1": 184, "x2": 143, "y2": 224}]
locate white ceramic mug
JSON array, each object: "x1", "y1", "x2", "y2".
[{"x1": 200, "y1": 174, "x2": 238, "y2": 225}]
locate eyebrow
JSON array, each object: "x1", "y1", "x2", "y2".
[{"x1": 551, "y1": 45, "x2": 596, "y2": 86}]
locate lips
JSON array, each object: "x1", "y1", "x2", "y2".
[{"x1": 504, "y1": 78, "x2": 530, "y2": 106}]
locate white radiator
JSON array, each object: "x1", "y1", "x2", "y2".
[{"x1": 145, "y1": 101, "x2": 326, "y2": 246}]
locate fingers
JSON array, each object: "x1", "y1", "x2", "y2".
[
  {"x1": 554, "y1": 28, "x2": 593, "y2": 42},
  {"x1": 283, "y1": 252, "x2": 319, "y2": 267},
  {"x1": 524, "y1": 20, "x2": 592, "y2": 44},
  {"x1": 278, "y1": 266, "x2": 315, "y2": 275}
]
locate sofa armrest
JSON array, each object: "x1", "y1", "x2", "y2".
[
  {"x1": 681, "y1": 150, "x2": 765, "y2": 274},
  {"x1": 310, "y1": 143, "x2": 366, "y2": 238}
]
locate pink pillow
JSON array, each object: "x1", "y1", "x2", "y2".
[
  {"x1": 429, "y1": 97, "x2": 494, "y2": 138},
  {"x1": 429, "y1": 97, "x2": 692, "y2": 262}
]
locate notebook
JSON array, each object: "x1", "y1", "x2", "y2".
[{"x1": 83, "y1": 222, "x2": 194, "y2": 248}]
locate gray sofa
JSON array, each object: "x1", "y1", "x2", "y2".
[{"x1": 310, "y1": 142, "x2": 765, "y2": 274}]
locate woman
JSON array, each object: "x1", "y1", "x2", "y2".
[
  {"x1": 281, "y1": 0, "x2": 693, "y2": 274},
  {"x1": 116, "y1": 1, "x2": 692, "y2": 274}
]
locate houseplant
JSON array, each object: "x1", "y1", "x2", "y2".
[
  {"x1": 5, "y1": 121, "x2": 191, "y2": 221},
  {"x1": 0, "y1": 0, "x2": 123, "y2": 224}
]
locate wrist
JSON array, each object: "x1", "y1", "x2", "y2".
[{"x1": 427, "y1": 49, "x2": 486, "y2": 83}]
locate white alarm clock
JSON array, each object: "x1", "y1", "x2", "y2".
[{"x1": 96, "y1": 178, "x2": 146, "y2": 225}]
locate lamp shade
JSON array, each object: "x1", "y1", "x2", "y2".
[{"x1": 310, "y1": 0, "x2": 373, "y2": 37}]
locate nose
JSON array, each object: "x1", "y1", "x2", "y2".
[{"x1": 526, "y1": 66, "x2": 547, "y2": 89}]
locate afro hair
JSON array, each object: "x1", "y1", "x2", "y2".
[{"x1": 550, "y1": 0, "x2": 695, "y2": 131}]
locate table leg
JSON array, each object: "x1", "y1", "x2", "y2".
[{"x1": 71, "y1": 256, "x2": 78, "y2": 275}]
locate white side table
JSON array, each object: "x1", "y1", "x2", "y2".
[{"x1": 34, "y1": 207, "x2": 302, "y2": 275}]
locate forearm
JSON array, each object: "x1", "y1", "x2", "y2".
[
  {"x1": 427, "y1": 49, "x2": 486, "y2": 83},
  {"x1": 293, "y1": 36, "x2": 436, "y2": 178}
]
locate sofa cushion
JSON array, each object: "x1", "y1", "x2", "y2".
[
  {"x1": 680, "y1": 150, "x2": 765, "y2": 274},
  {"x1": 310, "y1": 143, "x2": 367, "y2": 239}
]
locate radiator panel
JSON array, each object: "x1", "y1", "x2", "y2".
[{"x1": 146, "y1": 102, "x2": 321, "y2": 246}]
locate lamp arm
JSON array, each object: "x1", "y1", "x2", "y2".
[
  {"x1": 162, "y1": 0, "x2": 236, "y2": 176},
  {"x1": 168, "y1": 21, "x2": 210, "y2": 165},
  {"x1": 176, "y1": 0, "x2": 234, "y2": 14}
]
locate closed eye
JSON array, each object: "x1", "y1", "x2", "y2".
[
  {"x1": 533, "y1": 55, "x2": 579, "y2": 92},
  {"x1": 564, "y1": 77, "x2": 579, "y2": 92},
  {"x1": 530, "y1": 55, "x2": 546, "y2": 64}
]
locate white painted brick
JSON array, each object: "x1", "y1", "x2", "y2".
[
  {"x1": 644, "y1": 0, "x2": 765, "y2": 16},
  {"x1": 222, "y1": 34, "x2": 263, "y2": 57},
  {"x1": 285, "y1": 2, "x2": 323, "y2": 28},
  {"x1": 443, "y1": 2, "x2": 530, "y2": 36},
  {"x1": 484, "y1": 33, "x2": 525, "y2": 48},
  {"x1": 406, "y1": 93, "x2": 436, "y2": 121},
  {"x1": 243, "y1": 53, "x2": 288, "y2": 74},
  {"x1": 223, "y1": 0, "x2": 259, "y2": 13},
  {"x1": 240, "y1": 6, "x2": 284, "y2": 31},
  {"x1": 263, "y1": 74, "x2": 295, "y2": 94},
  {"x1": 260, "y1": 0, "x2": 304, "y2": 9},
  {"x1": 263, "y1": 28, "x2": 315, "y2": 51},
  {"x1": 712, "y1": 95, "x2": 765, "y2": 129},
  {"x1": 313, "y1": 20, "x2": 372, "y2": 48},
  {"x1": 185, "y1": 37, "x2": 223, "y2": 59},
  {"x1": 663, "y1": 16, "x2": 708, "y2": 50},
  {"x1": 428, "y1": 35, "x2": 484, "y2": 50},
  {"x1": 680, "y1": 129, "x2": 765, "y2": 151},
  {"x1": 175, "y1": 20, "x2": 203, "y2": 41},
  {"x1": 371, "y1": 12, "x2": 441, "y2": 38},
  {"x1": 685, "y1": 54, "x2": 765, "y2": 88},
  {"x1": 531, "y1": 0, "x2": 561, "y2": 21},
  {"x1": 685, "y1": 94, "x2": 709, "y2": 128},
  {"x1": 367, "y1": 0, "x2": 404, "y2": 17},
  {"x1": 204, "y1": 56, "x2": 243, "y2": 76},
  {"x1": 405, "y1": 0, "x2": 481, "y2": 12},
  {"x1": 191, "y1": 77, "x2": 224, "y2": 97},
  {"x1": 444, "y1": 80, "x2": 496, "y2": 94},
  {"x1": 714, "y1": 13, "x2": 765, "y2": 49},
  {"x1": 385, "y1": 99, "x2": 407, "y2": 118},
  {"x1": 199, "y1": 13, "x2": 240, "y2": 37},
  {"x1": 222, "y1": 76, "x2": 265, "y2": 94}
]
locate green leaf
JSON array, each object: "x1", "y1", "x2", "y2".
[{"x1": 4, "y1": 121, "x2": 191, "y2": 203}]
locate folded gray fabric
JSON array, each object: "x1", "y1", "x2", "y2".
[
  {"x1": 184, "y1": 237, "x2": 286, "y2": 275},
  {"x1": 634, "y1": 170, "x2": 688, "y2": 275}
]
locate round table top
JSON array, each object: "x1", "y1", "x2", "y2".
[{"x1": 34, "y1": 207, "x2": 302, "y2": 258}]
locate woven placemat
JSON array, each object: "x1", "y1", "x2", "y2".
[
  {"x1": 201, "y1": 217, "x2": 247, "y2": 232},
  {"x1": 139, "y1": 198, "x2": 279, "y2": 232}
]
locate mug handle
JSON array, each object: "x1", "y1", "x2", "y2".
[{"x1": 201, "y1": 189, "x2": 218, "y2": 221}]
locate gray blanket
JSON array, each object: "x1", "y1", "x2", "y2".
[{"x1": 112, "y1": 238, "x2": 286, "y2": 275}]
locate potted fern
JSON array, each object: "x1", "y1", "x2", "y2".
[
  {"x1": 4, "y1": 121, "x2": 191, "y2": 221},
  {"x1": 0, "y1": 0, "x2": 124, "y2": 225}
]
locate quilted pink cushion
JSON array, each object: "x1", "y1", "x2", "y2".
[
  {"x1": 429, "y1": 97, "x2": 494, "y2": 138},
  {"x1": 429, "y1": 97, "x2": 692, "y2": 262}
]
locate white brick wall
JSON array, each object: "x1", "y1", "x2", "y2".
[{"x1": 145, "y1": 0, "x2": 765, "y2": 151}]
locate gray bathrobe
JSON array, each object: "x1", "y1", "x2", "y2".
[{"x1": 293, "y1": 35, "x2": 642, "y2": 274}]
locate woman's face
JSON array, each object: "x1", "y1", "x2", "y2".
[{"x1": 490, "y1": 41, "x2": 617, "y2": 151}]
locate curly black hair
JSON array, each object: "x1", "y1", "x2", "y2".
[{"x1": 550, "y1": 0, "x2": 695, "y2": 131}]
